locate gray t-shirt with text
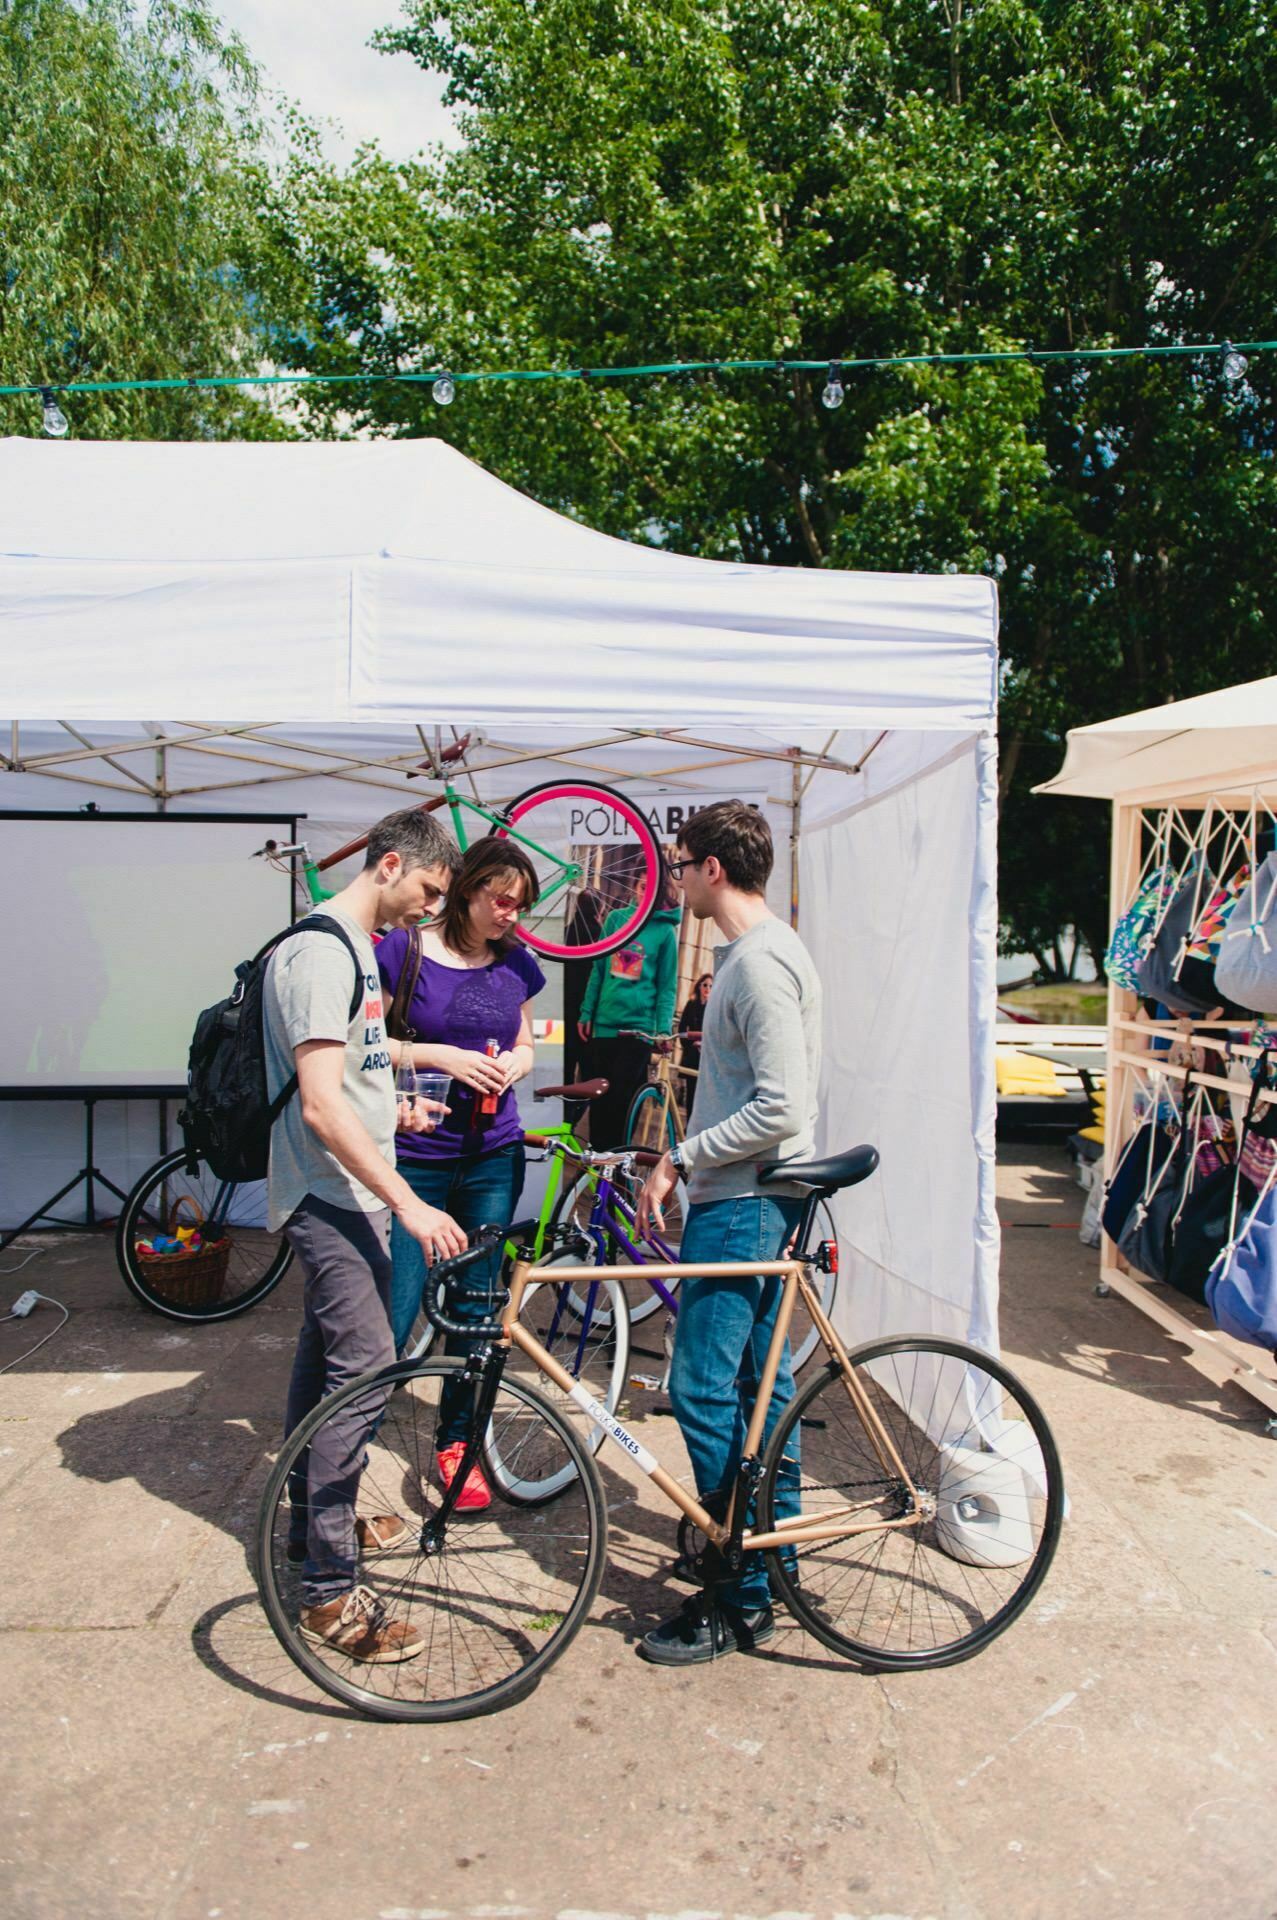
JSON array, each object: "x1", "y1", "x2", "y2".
[{"x1": 262, "y1": 910, "x2": 395, "y2": 1230}]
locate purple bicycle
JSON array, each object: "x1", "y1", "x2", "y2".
[{"x1": 548, "y1": 1138, "x2": 841, "y2": 1372}]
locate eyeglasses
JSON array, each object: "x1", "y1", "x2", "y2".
[
  {"x1": 485, "y1": 890, "x2": 523, "y2": 914},
  {"x1": 667, "y1": 857, "x2": 702, "y2": 879}
]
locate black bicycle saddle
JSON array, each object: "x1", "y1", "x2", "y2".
[{"x1": 756, "y1": 1145, "x2": 879, "y2": 1193}]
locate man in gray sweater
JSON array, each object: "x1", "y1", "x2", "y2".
[{"x1": 636, "y1": 800, "x2": 821, "y2": 1665}]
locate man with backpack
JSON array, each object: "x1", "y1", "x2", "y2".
[{"x1": 263, "y1": 808, "x2": 467, "y2": 1665}]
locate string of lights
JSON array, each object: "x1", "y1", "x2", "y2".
[{"x1": 7, "y1": 338, "x2": 1270, "y2": 437}]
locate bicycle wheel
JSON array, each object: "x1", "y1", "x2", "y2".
[
  {"x1": 257, "y1": 1358, "x2": 608, "y2": 1722},
  {"x1": 116, "y1": 1147, "x2": 292, "y2": 1323},
  {"x1": 759, "y1": 1337, "x2": 1063, "y2": 1671},
  {"x1": 787, "y1": 1199, "x2": 839, "y2": 1374},
  {"x1": 486, "y1": 1260, "x2": 631, "y2": 1504},
  {"x1": 401, "y1": 1299, "x2": 438, "y2": 1363},
  {"x1": 625, "y1": 1083, "x2": 678, "y2": 1157},
  {"x1": 551, "y1": 1167, "x2": 682, "y2": 1327},
  {"x1": 489, "y1": 780, "x2": 664, "y2": 962}
]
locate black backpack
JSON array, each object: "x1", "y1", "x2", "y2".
[{"x1": 179, "y1": 915, "x2": 364, "y2": 1183}]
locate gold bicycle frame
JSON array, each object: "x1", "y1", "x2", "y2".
[
  {"x1": 632, "y1": 1038, "x2": 696, "y2": 1147},
  {"x1": 503, "y1": 1252, "x2": 925, "y2": 1554}
]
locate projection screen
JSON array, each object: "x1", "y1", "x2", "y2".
[{"x1": 0, "y1": 814, "x2": 297, "y2": 1091}]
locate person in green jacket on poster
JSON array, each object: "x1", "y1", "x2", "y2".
[{"x1": 577, "y1": 877, "x2": 681, "y2": 1146}]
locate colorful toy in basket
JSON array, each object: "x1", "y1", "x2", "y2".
[{"x1": 131, "y1": 1198, "x2": 230, "y2": 1310}]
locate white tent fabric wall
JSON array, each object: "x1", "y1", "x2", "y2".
[
  {"x1": 0, "y1": 434, "x2": 1000, "y2": 1360},
  {"x1": 801, "y1": 736, "x2": 1000, "y2": 1353}
]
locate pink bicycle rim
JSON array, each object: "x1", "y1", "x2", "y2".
[{"x1": 503, "y1": 784, "x2": 661, "y2": 961}]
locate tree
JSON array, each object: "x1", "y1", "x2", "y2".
[
  {"x1": 211, "y1": 4, "x2": 1277, "y2": 969},
  {"x1": 0, "y1": 0, "x2": 282, "y2": 440}
]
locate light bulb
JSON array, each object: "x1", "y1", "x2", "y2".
[
  {"x1": 432, "y1": 372, "x2": 456, "y2": 406},
  {"x1": 821, "y1": 362, "x2": 845, "y2": 410},
  {"x1": 1222, "y1": 343, "x2": 1248, "y2": 383},
  {"x1": 40, "y1": 388, "x2": 69, "y2": 438}
]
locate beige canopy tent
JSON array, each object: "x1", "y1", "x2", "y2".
[{"x1": 1039, "y1": 677, "x2": 1277, "y2": 1417}]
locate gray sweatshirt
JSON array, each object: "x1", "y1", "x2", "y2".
[{"x1": 679, "y1": 915, "x2": 822, "y2": 1203}]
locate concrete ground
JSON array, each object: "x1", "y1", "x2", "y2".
[{"x1": 2, "y1": 1144, "x2": 1275, "y2": 1920}]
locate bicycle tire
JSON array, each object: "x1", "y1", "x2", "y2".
[
  {"x1": 115, "y1": 1147, "x2": 292, "y2": 1323},
  {"x1": 256, "y1": 1357, "x2": 608, "y2": 1722},
  {"x1": 759, "y1": 1336, "x2": 1063, "y2": 1671},
  {"x1": 625, "y1": 1083, "x2": 679, "y2": 1158},
  {"x1": 485, "y1": 1266, "x2": 631, "y2": 1504},
  {"x1": 489, "y1": 780, "x2": 665, "y2": 962},
  {"x1": 551, "y1": 1166, "x2": 681, "y2": 1327},
  {"x1": 787, "y1": 1199, "x2": 839, "y2": 1374}
]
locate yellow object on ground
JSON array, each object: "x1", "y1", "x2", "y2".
[{"x1": 995, "y1": 1051, "x2": 1067, "y2": 1098}]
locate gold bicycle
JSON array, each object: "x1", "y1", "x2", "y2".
[
  {"x1": 256, "y1": 1146, "x2": 1064, "y2": 1721},
  {"x1": 620, "y1": 1025, "x2": 693, "y2": 1153}
]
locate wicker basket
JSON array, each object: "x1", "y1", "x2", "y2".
[{"x1": 137, "y1": 1195, "x2": 231, "y2": 1310}]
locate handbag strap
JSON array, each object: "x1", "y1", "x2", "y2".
[
  {"x1": 1220, "y1": 1049, "x2": 1276, "y2": 1256},
  {"x1": 385, "y1": 924, "x2": 425, "y2": 1042}
]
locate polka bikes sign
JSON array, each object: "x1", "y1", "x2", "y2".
[{"x1": 567, "y1": 789, "x2": 769, "y2": 845}]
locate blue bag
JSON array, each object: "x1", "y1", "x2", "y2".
[
  {"x1": 1204, "y1": 1058, "x2": 1277, "y2": 1351},
  {"x1": 1101, "y1": 1117, "x2": 1177, "y2": 1245},
  {"x1": 1205, "y1": 1184, "x2": 1277, "y2": 1351}
]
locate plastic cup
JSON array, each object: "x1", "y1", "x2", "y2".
[{"x1": 416, "y1": 1071, "x2": 452, "y2": 1132}]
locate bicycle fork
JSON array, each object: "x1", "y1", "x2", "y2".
[{"x1": 420, "y1": 1343, "x2": 510, "y2": 1548}]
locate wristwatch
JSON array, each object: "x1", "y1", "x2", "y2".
[{"x1": 669, "y1": 1143, "x2": 687, "y2": 1180}]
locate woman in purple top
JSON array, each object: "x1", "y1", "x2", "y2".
[{"x1": 378, "y1": 839, "x2": 545, "y2": 1510}]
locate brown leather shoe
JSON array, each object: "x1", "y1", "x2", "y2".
[
  {"x1": 355, "y1": 1512, "x2": 411, "y2": 1553},
  {"x1": 299, "y1": 1585, "x2": 424, "y2": 1664}
]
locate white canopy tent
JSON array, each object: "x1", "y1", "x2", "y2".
[{"x1": 0, "y1": 436, "x2": 1000, "y2": 1356}]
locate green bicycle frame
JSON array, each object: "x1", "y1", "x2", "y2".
[
  {"x1": 507, "y1": 1123, "x2": 591, "y2": 1264},
  {"x1": 300, "y1": 786, "x2": 581, "y2": 911}
]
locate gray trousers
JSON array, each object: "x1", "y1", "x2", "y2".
[{"x1": 282, "y1": 1194, "x2": 396, "y2": 1605}]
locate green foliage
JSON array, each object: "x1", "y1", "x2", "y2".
[
  {"x1": 15, "y1": 1, "x2": 1276, "y2": 967},
  {"x1": 254, "y1": 1, "x2": 1277, "y2": 973},
  {"x1": 0, "y1": 0, "x2": 282, "y2": 439}
]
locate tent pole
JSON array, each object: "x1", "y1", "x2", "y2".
[
  {"x1": 57, "y1": 721, "x2": 157, "y2": 797},
  {"x1": 789, "y1": 750, "x2": 801, "y2": 930}
]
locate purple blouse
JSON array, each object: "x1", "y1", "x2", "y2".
[{"x1": 377, "y1": 932, "x2": 545, "y2": 1162}]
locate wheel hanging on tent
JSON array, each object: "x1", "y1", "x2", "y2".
[{"x1": 487, "y1": 780, "x2": 664, "y2": 963}]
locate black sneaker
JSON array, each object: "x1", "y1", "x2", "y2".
[{"x1": 637, "y1": 1593, "x2": 775, "y2": 1667}]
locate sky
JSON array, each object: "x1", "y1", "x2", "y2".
[{"x1": 212, "y1": 0, "x2": 459, "y2": 165}]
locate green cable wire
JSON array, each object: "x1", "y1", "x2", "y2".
[{"x1": 3, "y1": 339, "x2": 1273, "y2": 399}]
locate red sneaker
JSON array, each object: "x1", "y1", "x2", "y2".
[{"x1": 436, "y1": 1441, "x2": 492, "y2": 1513}]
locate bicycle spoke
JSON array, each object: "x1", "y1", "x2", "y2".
[
  {"x1": 763, "y1": 1338, "x2": 1062, "y2": 1668},
  {"x1": 259, "y1": 1361, "x2": 606, "y2": 1718}
]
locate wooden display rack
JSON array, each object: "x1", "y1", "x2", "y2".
[{"x1": 1102, "y1": 789, "x2": 1277, "y2": 1420}]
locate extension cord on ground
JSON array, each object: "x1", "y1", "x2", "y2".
[{"x1": 10, "y1": 1289, "x2": 38, "y2": 1318}]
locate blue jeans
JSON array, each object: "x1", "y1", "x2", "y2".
[
  {"x1": 668, "y1": 1193, "x2": 805, "y2": 1608},
  {"x1": 389, "y1": 1142, "x2": 525, "y2": 1446}
]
